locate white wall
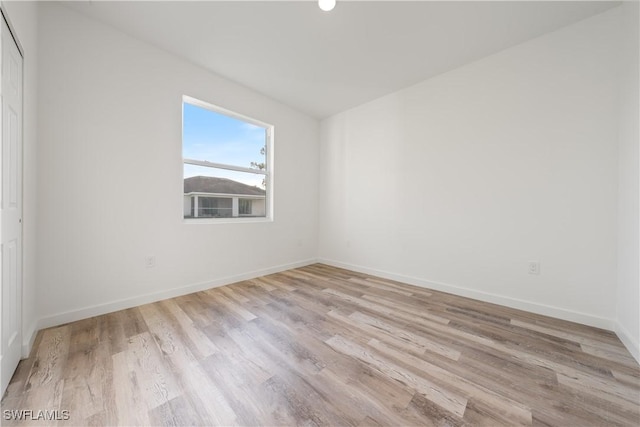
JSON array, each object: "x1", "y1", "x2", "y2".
[
  {"x1": 1, "y1": 1, "x2": 38, "y2": 355},
  {"x1": 36, "y1": 3, "x2": 319, "y2": 329},
  {"x1": 615, "y1": 1, "x2": 640, "y2": 362},
  {"x1": 319, "y1": 7, "x2": 623, "y2": 329}
]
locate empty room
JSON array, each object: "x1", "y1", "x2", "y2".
[{"x1": 0, "y1": 0, "x2": 639, "y2": 425}]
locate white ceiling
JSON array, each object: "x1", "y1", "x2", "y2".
[{"x1": 63, "y1": 1, "x2": 618, "y2": 118}]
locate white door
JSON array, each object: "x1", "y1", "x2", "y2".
[{"x1": 0, "y1": 13, "x2": 23, "y2": 396}]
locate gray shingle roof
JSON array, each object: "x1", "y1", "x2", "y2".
[{"x1": 184, "y1": 176, "x2": 265, "y2": 196}]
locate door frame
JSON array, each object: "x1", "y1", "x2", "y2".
[{"x1": 0, "y1": 3, "x2": 25, "y2": 394}]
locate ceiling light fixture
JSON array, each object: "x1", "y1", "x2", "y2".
[{"x1": 318, "y1": 0, "x2": 336, "y2": 12}]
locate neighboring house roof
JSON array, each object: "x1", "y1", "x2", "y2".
[{"x1": 184, "y1": 176, "x2": 265, "y2": 196}]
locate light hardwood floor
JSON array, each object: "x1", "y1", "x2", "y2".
[{"x1": 2, "y1": 264, "x2": 639, "y2": 426}]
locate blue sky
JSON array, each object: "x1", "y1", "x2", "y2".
[{"x1": 183, "y1": 102, "x2": 266, "y2": 187}]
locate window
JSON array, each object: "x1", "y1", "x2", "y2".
[
  {"x1": 238, "y1": 199, "x2": 251, "y2": 215},
  {"x1": 182, "y1": 96, "x2": 272, "y2": 220}
]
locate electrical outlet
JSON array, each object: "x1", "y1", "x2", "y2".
[
  {"x1": 145, "y1": 255, "x2": 156, "y2": 268},
  {"x1": 528, "y1": 261, "x2": 540, "y2": 275}
]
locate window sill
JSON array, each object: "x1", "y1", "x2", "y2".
[{"x1": 183, "y1": 217, "x2": 273, "y2": 225}]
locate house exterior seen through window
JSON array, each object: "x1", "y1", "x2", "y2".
[{"x1": 182, "y1": 96, "x2": 272, "y2": 220}]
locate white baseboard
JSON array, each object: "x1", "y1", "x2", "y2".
[
  {"x1": 318, "y1": 258, "x2": 615, "y2": 331},
  {"x1": 29, "y1": 258, "x2": 317, "y2": 339},
  {"x1": 614, "y1": 321, "x2": 640, "y2": 364},
  {"x1": 22, "y1": 320, "x2": 38, "y2": 358}
]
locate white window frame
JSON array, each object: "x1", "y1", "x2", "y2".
[{"x1": 182, "y1": 95, "x2": 274, "y2": 223}]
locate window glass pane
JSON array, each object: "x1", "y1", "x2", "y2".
[
  {"x1": 183, "y1": 164, "x2": 267, "y2": 219},
  {"x1": 182, "y1": 97, "x2": 271, "y2": 221},
  {"x1": 183, "y1": 102, "x2": 266, "y2": 169}
]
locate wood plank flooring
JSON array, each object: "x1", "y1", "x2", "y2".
[{"x1": 2, "y1": 264, "x2": 639, "y2": 426}]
